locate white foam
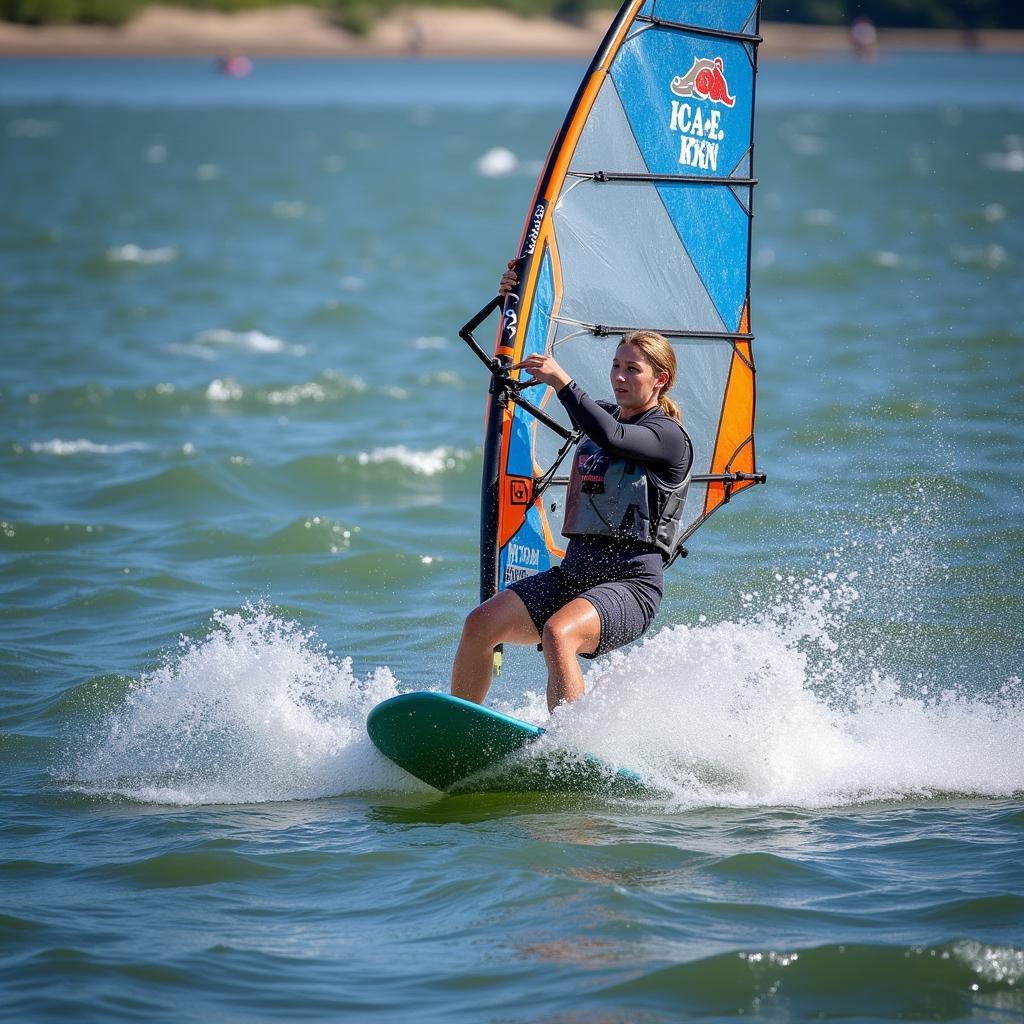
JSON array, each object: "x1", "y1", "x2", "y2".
[
  {"x1": 475, "y1": 146, "x2": 518, "y2": 177},
  {"x1": 193, "y1": 328, "x2": 305, "y2": 356},
  {"x1": 165, "y1": 343, "x2": 216, "y2": 361},
  {"x1": 951, "y1": 244, "x2": 1008, "y2": 269},
  {"x1": 266, "y1": 382, "x2": 327, "y2": 405},
  {"x1": 803, "y1": 208, "x2": 836, "y2": 227},
  {"x1": 356, "y1": 445, "x2": 469, "y2": 476},
  {"x1": 64, "y1": 578, "x2": 1024, "y2": 808},
  {"x1": 7, "y1": 118, "x2": 60, "y2": 138},
  {"x1": 106, "y1": 244, "x2": 177, "y2": 265},
  {"x1": 872, "y1": 250, "x2": 901, "y2": 268},
  {"x1": 30, "y1": 438, "x2": 148, "y2": 456},
  {"x1": 982, "y1": 149, "x2": 1024, "y2": 173},
  {"x1": 791, "y1": 134, "x2": 825, "y2": 156},
  {"x1": 68, "y1": 605, "x2": 419, "y2": 805},
  {"x1": 205, "y1": 378, "x2": 243, "y2": 402},
  {"x1": 271, "y1": 200, "x2": 306, "y2": 219},
  {"x1": 522, "y1": 576, "x2": 1024, "y2": 809}
]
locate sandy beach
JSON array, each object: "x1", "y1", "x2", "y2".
[{"x1": 1, "y1": 5, "x2": 1022, "y2": 59}]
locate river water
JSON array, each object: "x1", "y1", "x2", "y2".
[{"x1": 2, "y1": 52, "x2": 1023, "y2": 1021}]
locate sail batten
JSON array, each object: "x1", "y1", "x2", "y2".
[
  {"x1": 634, "y1": 15, "x2": 763, "y2": 46},
  {"x1": 549, "y1": 317, "x2": 754, "y2": 342},
  {"x1": 469, "y1": 0, "x2": 765, "y2": 600}
]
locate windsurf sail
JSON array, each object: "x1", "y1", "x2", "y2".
[{"x1": 461, "y1": 0, "x2": 766, "y2": 616}]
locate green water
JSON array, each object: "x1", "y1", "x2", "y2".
[{"x1": 1, "y1": 54, "x2": 1022, "y2": 1021}]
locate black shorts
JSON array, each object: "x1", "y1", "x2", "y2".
[{"x1": 508, "y1": 537, "x2": 664, "y2": 659}]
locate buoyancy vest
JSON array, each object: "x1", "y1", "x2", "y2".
[{"x1": 561, "y1": 412, "x2": 692, "y2": 562}]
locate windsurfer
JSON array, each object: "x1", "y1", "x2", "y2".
[{"x1": 451, "y1": 264, "x2": 693, "y2": 714}]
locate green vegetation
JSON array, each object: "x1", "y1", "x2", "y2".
[
  {"x1": 763, "y1": 0, "x2": 1023, "y2": 30},
  {"x1": 2, "y1": 0, "x2": 1021, "y2": 32},
  {"x1": 1, "y1": 0, "x2": 135, "y2": 26},
  {"x1": 0, "y1": 0, "x2": 613, "y2": 30}
]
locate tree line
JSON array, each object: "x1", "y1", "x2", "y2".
[{"x1": 2, "y1": 0, "x2": 1021, "y2": 32}]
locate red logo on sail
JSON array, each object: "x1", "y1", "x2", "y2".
[
  {"x1": 508, "y1": 477, "x2": 531, "y2": 505},
  {"x1": 670, "y1": 57, "x2": 735, "y2": 107}
]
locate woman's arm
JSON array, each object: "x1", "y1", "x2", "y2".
[
  {"x1": 557, "y1": 380, "x2": 687, "y2": 470},
  {"x1": 510, "y1": 354, "x2": 687, "y2": 470}
]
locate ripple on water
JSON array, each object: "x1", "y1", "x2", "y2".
[{"x1": 598, "y1": 941, "x2": 1024, "y2": 1018}]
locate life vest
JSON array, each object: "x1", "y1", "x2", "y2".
[{"x1": 561, "y1": 410, "x2": 692, "y2": 561}]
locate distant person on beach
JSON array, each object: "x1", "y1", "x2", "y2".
[
  {"x1": 217, "y1": 55, "x2": 253, "y2": 78},
  {"x1": 405, "y1": 16, "x2": 426, "y2": 56},
  {"x1": 850, "y1": 17, "x2": 879, "y2": 61}
]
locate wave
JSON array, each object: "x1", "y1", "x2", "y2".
[
  {"x1": 84, "y1": 464, "x2": 241, "y2": 516},
  {"x1": 14, "y1": 372, "x2": 382, "y2": 417},
  {"x1": 538, "y1": 579, "x2": 1024, "y2": 809},
  {"x1": 13, "y1": 435, "x2": 473, "y2": 479},
  {"x1": 189, "y1": 328, "x2": 308, "y2": 357},
  {"x1": 0, "y1": 520, "x2": 118, "y2": 552},
  {"x1": 27, "y1": 439, "x2": 148, "y2": 456},
  {"x1": 18, "y1": 443, "x2": 476, "y2": 530},
  {"x1": 63, "y1": 604, "x2": 418, "y2": 805},
  {"x1": 173, "y1": 515, "x2": 363, "y2": 558},
  {"x1": 62, "y1": 578, "x2": 1024, "y2": 808},
  {"x1": 105, "y1": 244, "x2": 177, "y2": 265},
  {"x1": 278, "y1": 450, "x2": 476, "y2": 493},
  {"x1": 355, "y1": 445, "x2": 472, "y2": 477},
  {"x1": 202, "y1": 371, "x2": 367, "y2": 407},
  {"x1": 982, "y1": 147, "x2": 1024, "y2": 173},
  {"x1": 599, "y1": 940, "x2": 1024, "y2": 1016},
  {"x1": 88, "y1": 849, "x2": 284, "y2": 888},
  {"x1": 475, "y1": 146, "x2": 518, "y2": 177}
]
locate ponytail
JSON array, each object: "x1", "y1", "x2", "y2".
[
  {"x1": 659, "y1": 394, "x2": 682, "y2": 422},
  {"x1": 619, "y1": 330, "x2": 681, "y2": 422}
]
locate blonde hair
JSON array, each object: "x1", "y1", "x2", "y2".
[{"x1": 618, "y1": 330, "x2": 681, "y2": 421}]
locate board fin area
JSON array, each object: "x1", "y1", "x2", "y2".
[{"x1": 367, "y1": 691, "x2": 653, "y2": 798}]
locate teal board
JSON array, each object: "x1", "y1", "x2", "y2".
[{"x1": 366, "y1": 692, "x2": 652, "y2": 797}]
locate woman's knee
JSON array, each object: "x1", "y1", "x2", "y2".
[
  {"x1": 461, "y1": 593, "x2": 524, "y2": 646},
  {"x1": 461, "y1": 590, "x2": 540, "y2": 649},
  {"x1": 541, "y1": 616, "x2": 581, "y2": 654},
  {"x1": 542, "y1": 601, "x2": 601, "y2": 657},
  {"x1": 462, "y1": 602, "x2": 497, "y2": 644}
]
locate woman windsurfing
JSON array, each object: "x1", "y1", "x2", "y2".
[{"x1": 451, "y1": 264, "x2": 693, "y2": 714}]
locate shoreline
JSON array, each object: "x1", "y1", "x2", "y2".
[{"x1": 1, "y1": 6, "x2": 1023, "y2": 60}]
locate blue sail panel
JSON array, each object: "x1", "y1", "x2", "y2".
[
  {"x1": 609, "y1": 24, "x2": 754, "y2": 331},
  {"x1": 498, "y1": 505, "x2": 554, "y2": 590},
  {"x1": 657, "y1": 182, "x2": 750, "y2": 333},
  {"x1": 506, "y1": 248, "x2": 555, "y2": 479},
  {"x1": 610, "y1": 28, "x2": 754, "y2": 179},
  {"x1": 637, "y1": 0, "x2": 759, "y2": 35}
]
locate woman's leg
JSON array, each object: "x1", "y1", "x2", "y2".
[
  {"x1": 451, "y1": 589, "x2": 540, "y2": 705},
  {"x1": 540, "y1": 598, "x2": 602, "y2": 713}
]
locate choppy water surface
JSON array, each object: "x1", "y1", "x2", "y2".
[{"x1": 2, "y1": 54, "x2": 1023, "y2": 1021}]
